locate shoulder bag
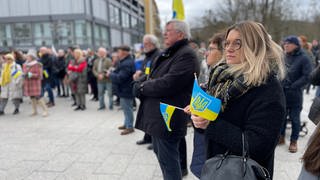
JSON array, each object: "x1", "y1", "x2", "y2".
[
  {"x1": 200, "y1": 133, "x2": 271, "y2": 180},
  {"x1": 308, "y1": 96, "x2": 320, "y2": 125}
]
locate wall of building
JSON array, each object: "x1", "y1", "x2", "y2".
[{"x1": 0, "y1": 0, "x2": 145, "y2": 50}]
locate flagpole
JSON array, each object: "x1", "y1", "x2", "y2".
[{"x1": 160, "y1": 102, "x2": 185, "y2": 111}]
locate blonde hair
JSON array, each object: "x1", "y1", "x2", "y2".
[
  {"x1": 226, "y1": 21, "x2": 285, "y2": 86},
  {"x1": 73, "y1": 49, "x2": 83, "y2": 59}
]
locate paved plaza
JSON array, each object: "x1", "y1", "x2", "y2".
[{"x1": 0, "y1": 89, "x2": 317, "y2": 180}]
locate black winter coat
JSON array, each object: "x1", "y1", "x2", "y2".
[
  {"x1": 110, "y1": 55, "x2": 135, "y2": 98},
  {"x1": 282, "y1": 48, "x2": 312, "y2": 108},
  {"x1": 205, "y1": 75, "x2": 286, "y2": 177},
  {"x1": 135, "y1": 39, "x2": 200, "y2": 139},
  {"x1": 39, "y1": 54, "x2": 53, "y2": 85}
]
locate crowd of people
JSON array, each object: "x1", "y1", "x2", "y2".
[{"x1": 0, "y1": 19, "x2": 320, "y2": 179}]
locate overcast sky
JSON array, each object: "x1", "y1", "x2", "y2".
[
  {"x1": 154, "y1": 0, "x2": 222, "y2": 27},
  {"x1": 154, "y1": 0, "x2": 314, "y2": 28}
]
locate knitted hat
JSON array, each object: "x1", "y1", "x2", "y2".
[{"x1": 284, "y1": 35, "x2": 300, "y2": 47}]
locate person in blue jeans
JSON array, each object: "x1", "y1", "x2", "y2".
[
  {"x1": 38, "y1": 47, "x2": 55, "y2": 107},
  {"x1": 108, "y1": 45, "x2": 135, "y2": 135},
  {"x1": 93, "y1": 47, "x2": 113, "y2": 110},
  {"x1": 279, "y1": 35, "x2": 312, "y2": 153}
]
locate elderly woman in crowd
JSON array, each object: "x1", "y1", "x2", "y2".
[
  {"x1": 67, "y1": 49, "x2": 88, "y2": 111},
  {"x1": 23, "y1": 50, "x2": 48, "y2": 117},
  {"x1": 0, "y1": 54, "x2": 23, "y2": 115}
]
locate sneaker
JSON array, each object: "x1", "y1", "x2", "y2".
[
  {"x1": 118, "y1": 125, "x2": 126, "y2": 130},
  {"x1": 97, "y1": 106, "x2": 106, "y2": 111},
  {"x1": 47, "y1": 102, "x2": 55, "y2": 108},
  {"x1": 81, "y1": 105, "x2": 86, "y2": 111},
  {"x1": 147, "y1": 144, "x2": 153, "y2": 150},
  {"x1": 13, "y1": 109, "x2": 19, "y2": 115},
  {"x1": 120, "y1": 128, "x2": 134, "y2": 135},
  {"x1": 136, "y1": 139, "x2": 151, "y2": 145},
  {"x1": 289, "y1": 141, "x2": 298, "y2": 153},
  {"x1": 74, "y1": 106, "x2": 82, "y2": 111}
]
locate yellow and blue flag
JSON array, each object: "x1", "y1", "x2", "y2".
[
  {"x1": 172, "y1": 0, "x2": 185, "y2": 20},
  {"x1": 160, "y1": 102, "x2": 176, "y2": 132},
  {"x1": 11, "y1": 70, "x2": 22, "y2": 79},
  {"x1": 190, "y1": 78, "x2": 221, "y2": 121},
  {"x1": 145, "y1": 61, "x2": 151, "y2": 75},
  {"x1": 43, "y1": 70, "x2": 49, "y2": 78}
]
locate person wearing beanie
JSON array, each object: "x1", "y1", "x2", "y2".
[
  {"x1": 0, "y1": 53, "x2": 23, "y2": 115},
  {"x1": 279, "y1": 35, "x2": 312, "y2": 153},
  {"x1": 23, "y1": 50, "x2": 48, "y2": 117}
]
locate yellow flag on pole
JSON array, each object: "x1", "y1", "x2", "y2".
[{"x1": 172, "y1": 0, "x2": 185, "y2": 20}]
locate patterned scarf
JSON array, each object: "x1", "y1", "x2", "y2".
[
  {"x1": 207, "y1": 62, "x2": 253, "y2": 112},
  {"x1": 0, "y1": 63, "x2": 12, "y2": 86}
]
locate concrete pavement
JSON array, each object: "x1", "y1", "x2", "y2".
[{"x1": 0, "y1": 89, "x2": 317, "y2": 180}]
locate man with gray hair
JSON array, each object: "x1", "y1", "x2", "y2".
[
  {"x1": 133, "y1": 20, "x2": 199, "y2": 179},
  {"x1": 134, "y1": 34, "x2": 161, "y2": 148},
  {"x1": 93, "y1": 47, "x2": 113, "y2": 110}
]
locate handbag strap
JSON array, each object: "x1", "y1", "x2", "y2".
[{"x1": 242, "y1": 133, "x2": 249, "y2": 157}]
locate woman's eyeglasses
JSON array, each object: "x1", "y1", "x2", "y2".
[{"x1": 223, "y1": 39, "x2": 242, "y2": 50}]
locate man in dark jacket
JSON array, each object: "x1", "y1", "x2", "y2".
[
  {"x1": 280, "y1": 35, "x2": 312, "y2": 153},
  {"x1": 39, "y1": 47, "x2": 55, "y2": 107},
  {"x1": 134, "y1": 20, "x2": 199, "y2": 180},
  {"x1": 108, "y1": 45, "x2": 136, "y2": 135},
  {"x1": 134, "y1": 34, "x2": 161, "y2": 148}
]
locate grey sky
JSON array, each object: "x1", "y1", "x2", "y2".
[
  {"x1": 155, "y1": 0, "x2": 222, "y2": 26},
  {"x1": 154, "y1": 0, "x2": 315, "y2": 28}
]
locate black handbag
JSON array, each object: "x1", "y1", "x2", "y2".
[
  {"x1": 308, "y1": 96, "x2": 320, "y2": 125},
  {"x1": 200, "y1": 133, "x2": 271, "y2": 180}
]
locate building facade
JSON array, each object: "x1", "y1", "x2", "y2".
[{"x1": 0, "y1": 0, "x2": 145, "y2": 50}]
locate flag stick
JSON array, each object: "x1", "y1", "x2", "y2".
[{"x1": 160, "y1": 102, "x2": 185, "y2": 111}]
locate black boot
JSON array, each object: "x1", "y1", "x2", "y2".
[{"x1": 13, "y1": 109, "x2": 19, "y2": 115}]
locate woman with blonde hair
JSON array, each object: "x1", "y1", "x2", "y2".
[
  {"x1": 191, "y1": 21, "x2": 286, "y2": 178},
  {"x1": 0, "y1": 54, "x2": 23, "y2": 115},
  {"x1": 23, "y1": 50, "x2": 48, "y2": 117},
  {"x1": 67, "y1": 49, "x2": 88, "y2": 111}
]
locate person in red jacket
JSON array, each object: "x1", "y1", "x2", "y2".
[{"x1": 67, "y1": 49, "x2": 88, "y2": 111}]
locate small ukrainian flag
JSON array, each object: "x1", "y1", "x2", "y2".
[
  {"x1": 172, "y1": 0, "x2": 185, "y2": 20},
  {"x1": 43, "y1": 70, "x2": 49, "y2": 78},
  {"x1": 160, "y1": 102, "x2": 176, "y2": 132},
  {"x1": 145, "y1": 61, "x2": 151, "y2": 75},
  {"x1": 11, "y1": 70, "x2": 22, "y2": 79},
  {"x1": 189, "y1": 78, "x2": 221, "y2": 121}
]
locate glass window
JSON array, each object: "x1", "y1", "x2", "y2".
[
  {"x1": 110, "y1": 4, "x2": 120, "y2": 25},
  {"x1": 75, "y1": 20, "x2": 87, "y2": 45},
  {"x1": 100, "y1": 26, "x2": 109, "y2": 47},
  {"x1": 34, "y1": 22, "x2": 52, "y2": 46},
  {"x1": 131, "y1": 16, "x2": 138, "y2": 29},
  {"x1": 51, "y1": 21, "x2": 74, "y2": 46},
  {"x1": 138, "y1": 20, "x2": 145, "y2": 33},
  {"x1": 13, "y1": 23, "x2": 32, "y2": 46},
  {"x1": 86, "y1": 22, "x2": 92, "y2": 45},
  {"x1": 94, "y1": 24, "x2": 109, "y2": 48},
  {"x1": 122, "y1": 11, "x2": 130, "y2": 28},
  {"x1": 0, "y1": 24, "x2": 12, "y2": 47}
]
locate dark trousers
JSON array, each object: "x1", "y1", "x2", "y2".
[
  {"x1": 280, "y1": 106, "x2": 302, "y2": 141},
  {"x1": 89, "y1": 77, "x2": 98, "y2": 99},
  {"x1": 143, "y1": 133, "x2": 152, "y2": 142},
  {"x1": 41, "y1": 82, "x2": 54, "y2": 103},
  {"x1": 179, "y1": 137, "x2": 187, "y2": 170},
  {"x1": 152, "y1": 136, "x2": 182, "y2": 180}
]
